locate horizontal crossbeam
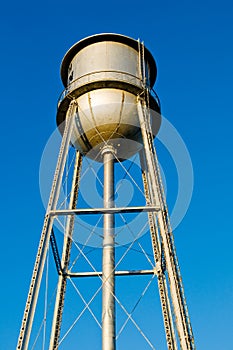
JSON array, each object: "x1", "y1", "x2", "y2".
[
  {"x1": 67, "y1": 269, "x2": 156, "y2": 278},
  {"x1": 49, "y1": 206, "x2": 160, "y2": 217}
]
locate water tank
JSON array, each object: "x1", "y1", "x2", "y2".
[{"x1": 57, "y1": 33, "x2": 161, "y2": 160}]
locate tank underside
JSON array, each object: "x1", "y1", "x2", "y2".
[{"x1": 57, "y1": 86, "x2": 161, "y2": 161}]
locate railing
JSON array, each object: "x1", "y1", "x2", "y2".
[
  {"x1": 151, "y1": 88, "x2": 161, "y2": 110},
  {"x1": 58, "y1": 70, "x2": 160, "y2": 109}
]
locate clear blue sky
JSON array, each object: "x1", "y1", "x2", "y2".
[{"x1": 0, "y1": 0, "x2": 233, "y2": 349}]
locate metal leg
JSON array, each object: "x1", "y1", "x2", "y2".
[
  {"x1": 101, "y1": 146, "x2": 116, "y2": 350},
  {"x1": 140, "y1": 150, "x2": 178, "y2": 350},
  {"x1": 49, "y1": 151, "x2": 82, "y2": 350},
  {"x1": 16, "y1": 101, "x2": 76, "y2": 350},
  {"x1": 137, "y1": 99, "x2": 195, "y2": 350}
]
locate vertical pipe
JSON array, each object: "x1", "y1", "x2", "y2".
[{"x1": 101, "y1": 146, "x2": 116, "y2": 350}]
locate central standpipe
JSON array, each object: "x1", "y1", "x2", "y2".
[{"x1": 101, "y1": 146, "x2": 116, "y2": 350}]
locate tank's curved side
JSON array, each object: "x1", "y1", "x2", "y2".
[{"x1": 60, "y1": 33, "x2": 157, "y2": 87}]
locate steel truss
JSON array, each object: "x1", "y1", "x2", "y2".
[
  {"x1": 17, "y1": 99, "x2": 195, "y2": 350},
  {"x1": 137, "y1": 97, "x2": 195, "y2": 350},
  {"x1": 17, "y1": 101, "x2": 77, "y2": 350}
]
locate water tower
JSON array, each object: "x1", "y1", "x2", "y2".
[{"x1": 17, "y1": 33, "x2": 195, "y2": 350}]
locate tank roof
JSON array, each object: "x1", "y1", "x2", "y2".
[{"x1": 60, "y1": 33, "x2": 157, "y2": 87}]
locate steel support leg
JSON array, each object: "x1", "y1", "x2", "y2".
[
  {"x1": 49, "y1": 151, "x2": 82, "y2": 350},
  {"x1": 137, "y1": 99, "x2": 195, "y2": 350},
  {"x1": 140, "y1": 150, "x2": 178, "y2": 350},
  {"x1": 101, "y1": 146, "x2": 116, "y2": 350},
  {"x1": 16, "y1": 101, "x2": 76, "y2": 350}
]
